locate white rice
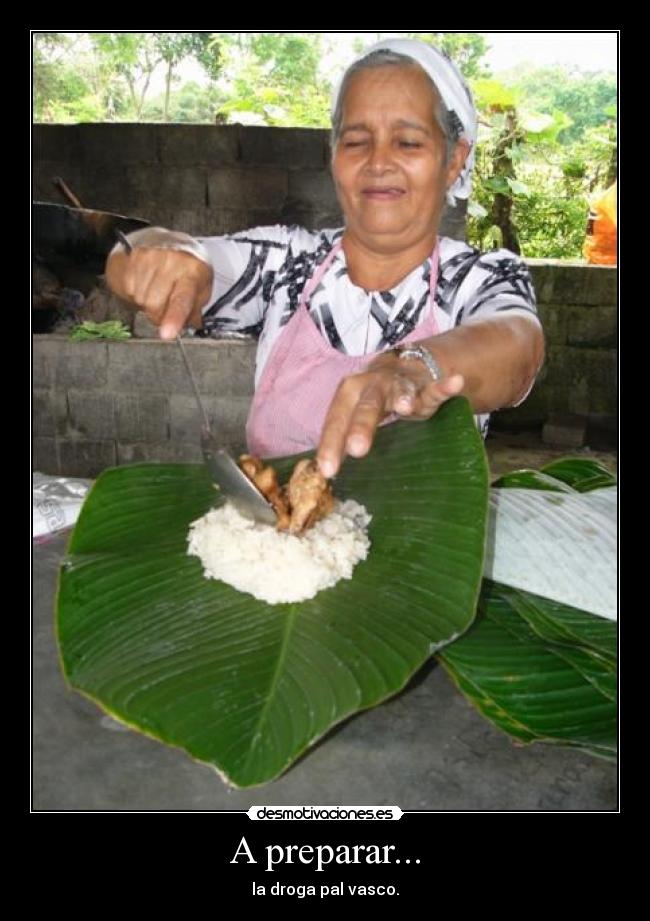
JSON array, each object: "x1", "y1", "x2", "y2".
[{"x1": 187, "y1": 499, "x2": 372, "y2": 605}]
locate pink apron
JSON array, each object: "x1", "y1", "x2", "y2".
[{"x1": 246, "y1": 240, "x2": 441, "y2": 458}]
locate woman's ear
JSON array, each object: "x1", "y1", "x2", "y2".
[{"x1": 446, "y1": 139, "x2": 471, "y2": 189}]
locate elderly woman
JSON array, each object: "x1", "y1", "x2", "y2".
[{"x1": 106, "y1": 38, "x2": 544, "y2": 478}]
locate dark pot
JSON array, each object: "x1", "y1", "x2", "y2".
[{"x1": 33, "y1": 202, "x2": 150, "y2": 290}]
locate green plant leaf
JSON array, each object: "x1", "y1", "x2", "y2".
[
  {"x1": 483, "y1": 486, "x2": 616, "y2": 620},
  {"x1": 438, "y1": 581, "x2": 617, "y2": 760},
  {"x1": 467, "y1": 200, "x2": 488, "y2": 219},
  {"x1": 70, "y1": 320, "x2": 132, "y2": 341},
  {"x1": 495, "y1": 584, "x2": 616, "y2": 662},
  {"x1": 472, "y1": 79, "x2": 518, "y2": 112},
  {"x1": 539, "y1": 458, "x2": 617, "y2": 492},
  {"x1": 484, "y1": 176, "x2": 511, "y2": 196},
  {"x1": 57, "y1": 397, "x2": 490, "y2": 787},
  {"x1": 506, "y1": 178, "x2": 532, "y2": 197},
  {"x1": 491, "y1": 469, "x2": 576, "y2": 492}
]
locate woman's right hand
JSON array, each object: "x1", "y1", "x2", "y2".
[{"x1": 105, "y1": 240, "x2": 214, "y2": 340}]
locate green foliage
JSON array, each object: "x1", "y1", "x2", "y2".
[
  {"x1": 502, "y1": 65, "x2": 617, "y2": 143},
  {"x1": 69, "y1": 321, "x2": 132, "y2": 341},
  {"x1": 141, "y1": 81, "x2": 227, "y2": 124},
  {"x1": 213, "y1": 32, "x2": 331, "y2": 128},
  {"x1": 467, "y1": 67, "x2": 616, "y2": 258},
  {"x1": 472, "y1": 79, "x2": 518, "y2": 111},
  {"x1": 406, "y1": 32, "x2": 491, "y2": 79},
  {"x1": 33, "y1": 33, "x2": 101, "y2": 122}
]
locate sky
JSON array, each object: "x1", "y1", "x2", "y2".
[
  {"x1": 481, "y1": 31, "x2": 617, "y2": 74},
  {"x1": 317, "y1": 32, "x2": 617, "y2": 79}
]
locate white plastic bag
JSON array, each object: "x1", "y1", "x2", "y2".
[{"x1": 33, "y1": 472, "x2": 93, "y2": 541}]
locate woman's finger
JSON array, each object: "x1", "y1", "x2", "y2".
[
  {"x1": 390, "y1": 374, "x2": 418, "y2": 415},
  {"x1": 414, "y1": 373, "x2": 464, "y2": 416},
  {"x1": 317, "y1": 378, "x2": 362, "y2": 478},
  {"x1": 344, "y1": 380, "x2": 387, "y2": 457},
  {"x1": 160, "y1": 276, "x2": 205, "y2": 340}
]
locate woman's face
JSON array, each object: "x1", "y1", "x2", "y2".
[{"x1": 332, "y1": 64, "x2": 468, "y2": 253}]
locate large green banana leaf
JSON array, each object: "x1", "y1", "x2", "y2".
[
  {"x1": 438, "y1": 580, "x2": 617, "y2": 761},
  {"x1": 57, "y1": 397, "x2": 489, "y2": 788},
  {"x1": 438, "y1": 460, "x2": 617, "y2": 760}
]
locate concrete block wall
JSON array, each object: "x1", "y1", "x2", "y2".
[
  {"x1": 491, "y1": 260, "x2": 617, "y2": 431},
  {"x1": 33, "y1": 337, "x2": 256, "y2": 477},
  {"x1": 33, "y1": 254, "x2": 617, "y2": 477},
  {"x1": 33, "y1": 123, "x2": 467, "y2": 240}
]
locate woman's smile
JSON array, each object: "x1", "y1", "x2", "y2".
[{"x1": 362, "y1": 186, "x2": 407, "y2": 201}]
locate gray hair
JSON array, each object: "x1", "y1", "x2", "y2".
[{"x1": 331, "y1": 49, "x2": 459, "y2": 163}]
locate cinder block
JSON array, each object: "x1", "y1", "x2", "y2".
[
  {"x1": 536, "y1": 303, "x2": 568, "y2": 345},
  {"x1": 527, "y1": 260, "x2": 617, "y2": 307},
  {"x1": 33, "y1": 389, "x2": 68, "y2": 437},
  {"x1": 178, "y1": 340, "x2": 256, "y2": 397},
  {"x1": 108, "y1": 340, "x2": 187, "y2": 393},
  {"x1": 117, "y1": 442, "x2": 203, "y2": 465},
  {"x1": 107, "y1": 339, "x2": 256, "y2": 397},
  {"x1": 240, "y1": 126, "x2": 326, "y2": 169},
  {"x1": 115, "y1": 393, "x2": 169, "y2": 443},
  {"x1": 52, "y1": 340, "x2": 108, "y2": 388},
  {"x1": 58, "y1": 439, "x2": 116, "y2": 477},
  {"x1": 127, "y1": 165, "x2": 207, "y2": 209},
  {"x1": 542, "y1": 413, "x2": 587, "y2": 448},
  {"x1": 566, "y1": 305, "x2": 617, "y2": 348},
  {"x1": 158, "y1": 125, "x2": 239, "y2": 166},
  {"x1": 33, "y1": 437, "x2": 59, "y2": 475},
  {"x1": 67, "y1": 390, "x2": 116, "y2": 440},
  {"x1": 157, "y1": 208, "x2": 213, "y2": 236},
  {"x1": 34, "y1": 125, "x2": 82, "y2": 162},
  {"x1": 73, "y1": 166, "x2": 130, "y2": 214},
  {"x1": 33, "y1": 336, "x2": 57, "y2": 388},
  {"x1": 288, "y1": 170, "x2": 338, "y2": 209},
  {"x1": 196, "y1": 210, "x2": 244, "y2": 235},
  {"x1": 545, "y1": 347, "x2": 617, "y2": 416},
  {"x1": 169, "y1": 394, "x2": 251, "y2": 444},
  {"x1": 81, "y1": 124, "x2": 158, "y2": 165},
  {"x1": 208, "y1": 168, "x2": 288, "y2": 210}
]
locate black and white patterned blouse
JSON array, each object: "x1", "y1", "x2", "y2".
[{"x1": 197, "y1": 225, "x2": 540, "y2": 433}]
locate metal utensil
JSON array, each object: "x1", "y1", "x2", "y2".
[
  {"x1": 115, "y1": 228, "x2": 277, "y2": 526},
  {"x1": 115, "y1": 228, "x2": 133, "y2": 254},
  {"x1": 175, "y1": 337, "x2": 277, "y2": 526}
]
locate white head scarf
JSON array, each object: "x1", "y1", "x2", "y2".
[{"x1": 331, "y1": 38, "x2": 478, "y2": 206}]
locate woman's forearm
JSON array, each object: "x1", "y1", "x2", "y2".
[{"x1": 417, "y1": 316, "x2": 545, "y2": 413}]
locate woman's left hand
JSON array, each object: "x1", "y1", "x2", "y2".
[{"x1": 316, "y1": 352, "x2": 464, "y2": 478}]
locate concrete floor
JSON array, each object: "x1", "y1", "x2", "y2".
[
  {"x1": 34, "y1": 436, "x2": 618, "y2": 812},
  {"x1": 485, "y1": 430, "x2": 618, "y2": 478}
]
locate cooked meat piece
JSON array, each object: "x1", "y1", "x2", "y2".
[
  {"x1": 238, "y1": 454, "x2": 291, "y2": 530},
  {"x1": 286, "y1": 459, "x2": 335, "y2": 534},
  {"x1": 238, "y1": 455, "x2": 335, "y2": 534}
]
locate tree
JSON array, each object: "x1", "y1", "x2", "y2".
[
  {"x1": 34, "y1": 33, "x2": 90, "y2": 121},
  {"x1": 406, "y1": 32, "x2": 491, "y2": 78},
  {"x1": 249, "y1": 32, "x2": 321, "y2": 87},
  {"x1": 213, "y1": 32, "x2": 330, "y2": 127},
  {"x1": 153, "y1": 33, "x2": 222, "y2": 121},
  {"x1": 500, "y1": 65, "x2": 616, "y2": 143},
  {"x1": 90, "y1": 33, "x2": 161, "y2": 120}
]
